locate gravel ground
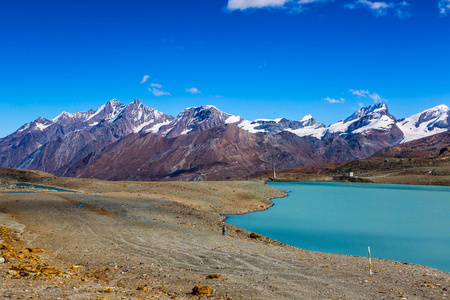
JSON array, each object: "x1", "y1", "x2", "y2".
[{"x1": 0, "y1": 178, "x2": 448, "y2": 299}]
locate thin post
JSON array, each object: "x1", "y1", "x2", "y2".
[
  {"x1": 368, "y1": 246, "x2": 373, "y2": 277},
  {"x1": 270, "y1": 154, "x2": 276, "y2": 179}
]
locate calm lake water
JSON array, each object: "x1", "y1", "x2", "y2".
[
  {"x1": 15, "y1": 183, "x2": 75, "y2": 193},
  {"x1": 226, "y1": 182, "x2": 450, "y2": 272}
]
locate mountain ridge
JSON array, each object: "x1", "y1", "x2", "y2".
[{"x1": 0, "y1": 99, "x2": 448, "y2": 181}]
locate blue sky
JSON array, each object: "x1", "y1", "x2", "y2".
[{"x1": 1, "y1": 0, "x2": 449, "y2": 138}]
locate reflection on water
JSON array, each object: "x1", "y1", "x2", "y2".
[{"x1": 226, "y1": 182, "x2": 450, "y2": 272}]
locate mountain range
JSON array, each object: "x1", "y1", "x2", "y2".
[{"x1": 0, "y1": 99, "x2": 448, "y2": 181}]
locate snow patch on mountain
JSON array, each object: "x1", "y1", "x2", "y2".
[
  {"x1": 35, "y1": 122, "x2": 53, "y2": 131},
  {"x1": 145, "y1": 120, "x2": 172, "y2": 134},
  {"x1": 344, "y1": 103, "x2": 388, "y2": 123},
  {"x1": 286, "y1": 123, "x2": 327, "y2": 138},
  {"x1": 238, "y1": 120, "x2": 267, "y2": 133},
  {"x1": 52, "y1": 110, "x2": 95, "y2": 123},
  {"x1": 179, "y1": 129, "x2": 192, "y2": 135},
  {"x1": 352, "y1": 115, "x2": 395, "y2": 134},
  {"x1": 85, "y1": 104, "x2": 107, "y2": 122},
  {"x1": 225, "y1": 115, "x2": 242, "y2": 124},
  {"x1": 17, "y1": 122, "x2": 32, "y2": 133},
  {"x1": 300, "y1": 114, "x2": 313, "y2": 122}
]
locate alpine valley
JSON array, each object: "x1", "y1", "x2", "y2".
[{"x1": 0, "y1": 99, "x2": 449, "y2": 181}]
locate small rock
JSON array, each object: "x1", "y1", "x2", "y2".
[
  {"x1": 99, "y1": 287, "x2": 113, "y2": 293},
  {"x1": 249, "y1": 232, "x2": 262, "y2": 239},
  {"x1": 27, "y1": 248, "x2": 43, "y2": 253},
  {"x1": 137, "y1": 286, "x2": 148, "y2": 291},
  {"x1": 40, "y1": 267, "x2": 61, "y2": 275},
  {"x1": 192, "y1": 286, "x2": 212, "y2": 295},
  {"x1": 206, "y1": 274, "x2": 222, "y2": 279}
]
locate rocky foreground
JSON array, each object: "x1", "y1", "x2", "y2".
[{"x1": 0, "y1": 169, "x2": 449, "y2": 299}]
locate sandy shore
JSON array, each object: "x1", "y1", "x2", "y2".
[{"x1": 0, "y1": 178, "x2": 449, "y2": 299}]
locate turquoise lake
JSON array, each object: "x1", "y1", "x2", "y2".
[{"x1": 226, "y1": 182, "x2": 450, "y2": 272}]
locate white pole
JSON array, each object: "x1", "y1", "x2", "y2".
[
  {"x1": 272, "y1": 155, "x2": 276, "y2": 180},
  {"x1": 368, "y1": 246, "x2": 373, "y2": 277}
]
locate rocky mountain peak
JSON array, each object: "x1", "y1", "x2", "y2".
[
  {"x1": 160, "y1": 105, "x2": 239, "y2": 138},
  {"x1": 416, "y1": 105, "x2": 449, "y2": 124},
  {"x1": 299, "y1": 114, "x2": 323, "y2": 127},
  {"x1": 345, "y1": 103, "x2": 390, "y2": 123},
  {"x1": 119, "y1": 99, "x2": 174, "y2": 133},
  {"x1": 300, "y1": 114, "x2": 313, "y2": 122},
  {"x1": 51, "y1": 109, "x2": 96, "y2": 126},
  {"x1": 35, "y1": 116, "x2": 49, "y2": 123},
  {"x1": 85, "y1": 99, "x2": 126, "y2": 124}
]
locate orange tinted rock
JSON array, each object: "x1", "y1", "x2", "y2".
[
  {"x1": 40, "y1": 267, "x2": 61, "y2": 275},
  {"x1": 28, "y1": 248, "x2": 43, "y2": 253},
  {"x1": 192, "y1": 286, "x2": 212, "y2": 295}
]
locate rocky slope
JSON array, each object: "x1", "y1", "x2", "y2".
[{"x1": 371, "y1": 130, "x2": 450, "y2": 158}]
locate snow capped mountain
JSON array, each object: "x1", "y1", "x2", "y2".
[
  {"x1": 51, "y1": 110, "x2": 95, "y2": 126},
  {"x1": 1, "y1": 99, "x2": 449, "y2": 181},
  {"x1": 397, "y1": 105, "x2": 450, "y2": 143},
  {"x1": 160, "y1": 105, "x2": 243, "y2": 138},
  {"x1": 324, "y1": 103, "x2": 396, "y2": 137},
  {"x1": 236, "y1": 103, "x2": 397, "y2": 139},
  {"x1": 114, "y1": 99, "x2": 174, "y2": 133},
  {"x1": 17, "y1": 117, "x2": 54, "y2": 133},
  {"x1": 299, "y1": 114, "x2": 317, "y2": 126},
  {"x1": 0, "y1": 99, "x2": 173, "y2": 172},
  {"x1": 85, "y1": 98, "x2": 127, "y2": 125},
  {"x1": 344, "y1": 103, "x2": 389, "y2": 123},
  {"x1": 238, "y1": 115, "x2": 326, "y2": 137},
  {"x1": 285, "y1": 115, "x2": 327, "y2": 138},
  {"x1": 14, "y1": 99, "x2": 172, "y2": 137}
]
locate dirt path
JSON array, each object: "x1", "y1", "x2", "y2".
[{"x1": 0, "y1": 180, "x2": 449, "y2": 299}]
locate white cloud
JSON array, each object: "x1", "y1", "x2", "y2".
[
  {"x1": 345, "y1": 0, "x2": 410, "y2": 17},
  {"x1": 369, "y1": 92, "x2": 383, "y2": 102},
  {"x1": 350, "y1": 89, "x2": 370, "y2": 97},
  {"x1": 186, "y1": 87, "x2": 201, "y2": 94},
  {"x1": 140, "y1": 75, "x2": 150, "y2": 84},
  {"x1": 227, "y1": 0, "x2": 328, "y2": 11},
  {"x1": 148, "y1": 86, "x2": 170, "y2": 97},
  {"x1": 151, "y1": 83, "x2": 162, "y2": 88},
  {"x1": 439, "y1": 0, "x2": 450, "y2": 15},
  {"x1": 350, "y1": 89, "x2": 385, "y2": 103},
  {"x1": 323, "y1": 97, "x2": 345, "y2": 103},
  {"x1": 227, "y1": 0, "x2": 289, "y2": 10}
]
